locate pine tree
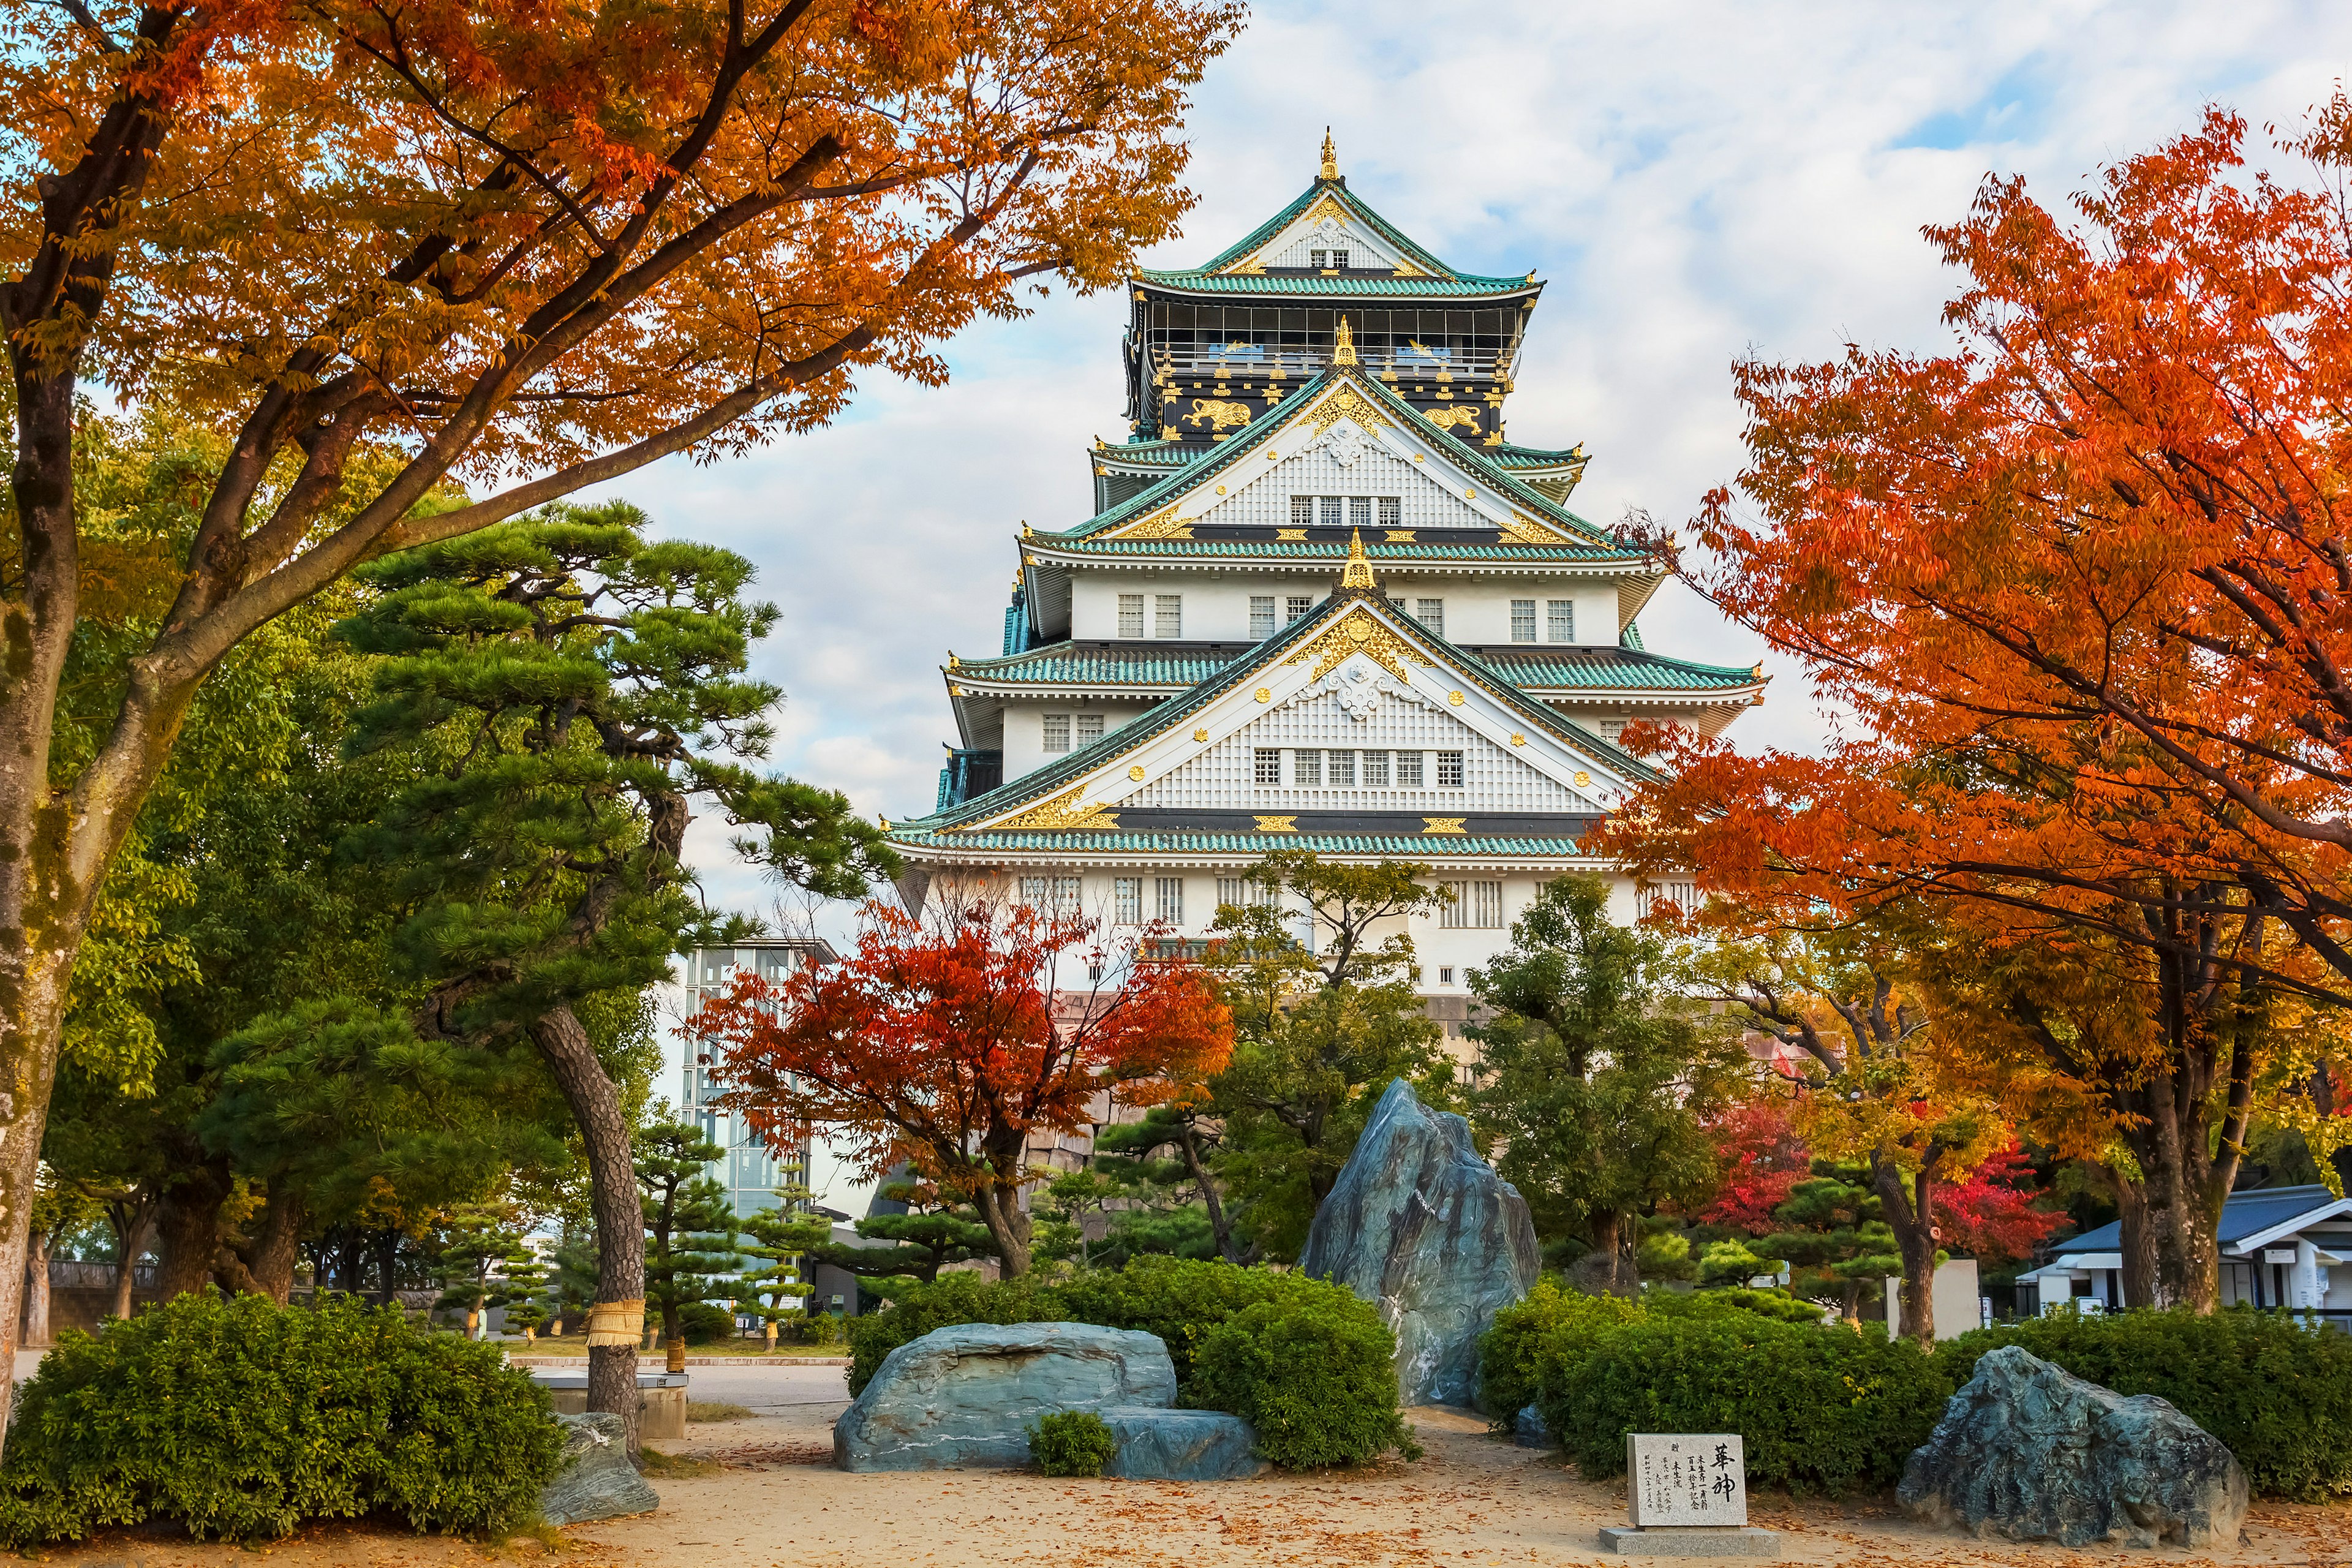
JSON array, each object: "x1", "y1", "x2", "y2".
[
  {"x1": 430, "y1": 1205, "x2": 527, "y2": 1340},
  {"x1": 1761, "y1": 1175, "x2": 1907, "y2": 1325},
  {"x1": 798, "y1": 1178, "x2": 998, "y2": 1294},
  {"x1": 737, "y1": 1189, "x2": 833, "y2": 1348},
  {"x1": 637, "y1": 1123, "x2": 741, "y2": 1371},
  {"x1": 489, "y1": 1243, "x2": 551, "y2": 1343}
]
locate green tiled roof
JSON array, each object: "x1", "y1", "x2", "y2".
[
  {"x1": 1474, "y1": 650, "x2": 1759, "y2": 691},
  {"x1": 1134, "y1": 272, "x2": 1537, "y2": 298},
  {"x1": 888, "y1": 828, "x2": 1596, "y2": 856},
  {"x1": 957, "y1": 644, "x2": 1242, "y2": 686},
  {"x1": 1488, "y1": 442, "x2": 1586, "y2": 470},
  {"x1": 1096, "y1": 439, "x2": 1197, "y2": 468},
  {"x1": 1156, "y1": 178, "x2": 1529, "y2": 294},
  {"x1": 1035, "y1": 538, "x2": 1635, "y2": 564},
  {"x1": 1052, "y1": 364, "x2": 1634, "y2": 553},
  {"x1": 905, "y1": 589, "x2": 1664, "y2": 835}
]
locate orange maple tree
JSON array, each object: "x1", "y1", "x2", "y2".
[
  {"x1": 0, "y1": 0, "x2": 1240, "y2": 1423},
  {"x1": 1607, "y1": 104, "x2": 2352, "y2": 1310},
  {"x1": 687, "y1": 898, "x2": 1233, "y2": 1277}
]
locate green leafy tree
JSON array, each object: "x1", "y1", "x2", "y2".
[
  {"x1": 1202, "y1": 853, "x2": 1457, "y2": 1260},
  {"x1": 331, "y1": 503, "x2": 892, "y2": 1441},
  {"x1": 430, "y1": 1205, "x2": 530, "y2": 1339},
  {"x1": 1762, "y1": 1174, "x2": 1906, "y2": 1324},
  {"x1": 492, "y1": 1246, "x2": 551, "y2": 1342},
  {"x1": 801, "y1": 1178, "x2": 999, "y2": 1295},
  {"x1": 737, "y1": 1189, "x2": 832, "y2": 1348},
  {"x1": 1094, "y1": 1103, "x2": 1242, "y2": 1263},
  {"x1": 1469, "y1": 873, "x2": 1750, "y2": 1292},
  {"x1": 636, "y1": 1123, "x2": 742, "y2": 1371}
]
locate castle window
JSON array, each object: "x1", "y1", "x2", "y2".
[
  {"x1": 1415, "y1": 598, "x2": 1445, "y2": 636},
  {"x1": 1349, "y1": 496, "x2": 1373, "y2": 530},
  {"x1": 1310, "y1": 248, "x2": 1327, "y2": 268},
  {"x1": 1510, "y1": 600, "x2": 1537, "y2": 642},
  {"x1": 1115, "y1": 877, "x2": 1142, "y2": 925},
  {"x1": 1318, "y1": 496, "x2": 1343, "y2": 528},
  {"x1": 1548, "y1": 600, "x2": 1575, "y2": 641},
  {"x1": 1251, "y1": 596, "x2": 1276, "y2": 638},
  {"x1": 1294, "y1": 749, "x2": 1323, "y2": 786},
  {"x1": 1254, "y1": 748, "x2": 1283, "y2": 785},
  {"x1": 1396, "y1": 750, "x2": 1424, "y2": 787},
  {"x1": 1118, "y1": 593, "x2": 1144, "y2": 637},
  {"x1": 1217, "y1": 877, "x2": 1279, "y2": 909},
  {"x1": 1599, "y1": 718, "x2": 1627, "y2": 744},
  {"x1": 1287, "y1": 595, "x2": 1314, "y2": 624},
  {"x1": 1436, "y1": 750, "x2": 1464, "y2": 787},
  {"x1": 1291, "y1": 495, "x2": 1313, "y2": 527},
  {"x1": 1439, "y1": 881, "x2": 1504, "y2": 929},
  {"x1": 1020, "y1": 875, "x2": 1082, "y2": 913},
  {"x1": 1155, "y1": 594, "x2": 1183, "y2": 637},
  {"x1": 1076, "y1": 714, "x2": 1104, "y2": 745},
  {"x1": 1363, "y1": 750, "x2": 1390, "y2": 786},
  {"x1": 1329, "y1": 749, "x2": 1357, "y2": 786},
  {"x1": 1156, "y1": 877, "x2": 1185, "y2": 923},
  {"x1": 1439, "y1": 967, "x2": 1455, "y2": 984},
  {"x1": 1042, "y1": 714, "x2": 1071, "y2": 753},
  {"x1": 1378, "y1": 497, "x2": 1401, "y2": 529},
  {"x1": 1332, "y1": 249, "x2": 1349, "y2": 268}
]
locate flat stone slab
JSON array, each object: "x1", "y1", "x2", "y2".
[
  {"x1": 1101, "y1": 1406, "x2": 1267, "y2": 1480},
  {"x1": 1599, "y1": 1527, "x2": 1782, "y2": 1558},
  {"x1": 836, "y1": 1322, "x2": 1178, "y2": 1472},
  {"x1": 540, "y1": 1412, "x2": 660, "y2": 1526}
]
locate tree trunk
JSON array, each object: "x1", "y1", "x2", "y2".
[
  {"x1": 154, "y1": 1165, "x2": 232, "y2": 1300},
  {"x1": 530, "y1": 1005, "x2": 646, "y2": 1453},
  {"x1": 21, "y1": 1229, "x2": 49, "y2": 1349},
  {"x1": 971, "y1": 1183, "x2": 1034, "y2": 1280},
  {"x1": 664, "y1": 1303, "x2": 686, "y2": 1374},
  {"x1": 2106, "y1": 1169, "x2": 2162, "y2": 1310},
  {"x1": 1873, "y1": 1158, "x2": 1939, "y2": 1349},
  {"x1": 109, "y1": 1204, "x2": 156, "y2": 1321},
  {"x1": 1174, "y1": 1120, "x2": 1245, "y2": 1265},
  {"x1": 242, "y1": 1184, "x2": 306, "y2": 1304},
  {"x1": 1839, "y1": 1276, "x2": 1861, "y2": 1327}
]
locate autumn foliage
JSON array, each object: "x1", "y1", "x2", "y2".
[{"x1": 688, "y1": 899, "x2": 1232, "y2": 1276}]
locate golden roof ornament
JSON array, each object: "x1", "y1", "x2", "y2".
[
  {"x1": 1321, "y1": 128, "x2": 1338, "y2": 181},
  {"x1": 1341, "y1": 526, "x2": 1376, "y2": 589},
  {"x1": 1333, "y1": 315, "x2": 1358, "y2": 367}
]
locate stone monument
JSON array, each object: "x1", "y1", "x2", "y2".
[
  {"x1": 1298, "y1": 1077, "x2": 1539, "y2": 1405},
  {"x1": 1599, "y1": 1434, "x2": 1780, "y2": 1558}
]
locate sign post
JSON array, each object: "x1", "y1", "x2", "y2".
[{"x1": 1599, "y1": 1434, "x2": 1781, "y2": 1558}]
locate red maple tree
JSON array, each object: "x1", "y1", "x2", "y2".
[
  {"x1": 687, "y1": 899, "x2": 1232, "y2": 1277},
  {"x1": 1932, "y1": 1143, "x2": 2066, "y2": 1267},
  {"x1": 1693, "y1": 1098, "x2": 1809, "y2": 1236}
]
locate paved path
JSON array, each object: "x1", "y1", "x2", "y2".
[{"x1": 666, "y1": 1359, "x2": 851, "y2": 1412}]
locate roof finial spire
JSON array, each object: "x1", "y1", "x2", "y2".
[
  {"x1": 1320, "y1": 127, "x2": 1338, "y2": 181},
  {"x1": 1333, "y1": 315, "x2": 1358, "y2": 366},
  {"x1": 1342, "y1": 526, "x2": 1376, "y2": 590}
]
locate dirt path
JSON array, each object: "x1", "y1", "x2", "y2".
[{"x1": 29, "y1": 1404, "x2": 2347, "y2": 1566}]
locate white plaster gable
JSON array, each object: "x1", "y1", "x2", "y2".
[
  {"x1": 955, "y1": 603, "x2": 1635, "y2": 834},
  {"x1": 1226, "y1": 193, "x2": 1414, "y2": 274}
]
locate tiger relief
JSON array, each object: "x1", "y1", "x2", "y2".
[
  {"x1": 1182, "y1": 398, "x2": 1253, "y2": 432},
  {"x1": 1423, "y1": 405, "x2": 1482, "y2": 434}
]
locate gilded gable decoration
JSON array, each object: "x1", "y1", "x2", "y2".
[
  {"x1": 1284, "y1": 603, "x2": 1431, "y2": 682},
  {"x1": 1305, "y1": 383, "x2": 1393, "y2": 437},
  {"x1": 980, "y1": 784, "x2": 1120, "y2": 833},
  {"x1": 1111, "y1": 505, "x2": 1193, "y2": 541}
]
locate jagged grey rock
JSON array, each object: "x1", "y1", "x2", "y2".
[
  {"x1": 1899, "y1": 1346, "x2": 2248, "y2": 1548},
  {"x1": 1514, "y1": 1402, "x2": 1550, "y2": 1449},
  {"x1": 835, "y1": 1322, "x2": 1180, "y2": 1472},
  {"x1": 1099, "y1": 1408, "x2": 1268, "y2": 1480},
  {"x1": 538, "y1": 1412, "x2": 660, "y2": 1526},
  {"x1": 1299, "y1": 1077, "x2": 1540, "y2": 1406}
]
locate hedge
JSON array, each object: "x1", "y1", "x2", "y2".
[
  {"x1": 0, "y1": 1291, "x2": 562, "y2": 1545},
  {"x1": 1028, "y1": 1411, "x2": 1118, "y2": 1477},
  {"x1": 847, "y1": 1257, "x2": 1412, "y2": 1466},
  {"x1": 1943, "y1": 1308, "x2": 2352, "y2": 1501}
]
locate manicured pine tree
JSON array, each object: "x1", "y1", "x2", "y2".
[
  {"x1": 431, "y1": 1205, "x2": 527, "y2": 1339},
  {"x1": 490, "y1": 1244, "x2": 551, "y2": 1343},
  {"x1": 637, "y1": 1124, "x2": 742, "y2": 1371},
  {"x1": 737, "y1": 1189, "x2": 834, "y2": 1349},
  {"x1": 799, "y1": 1178, "x2": 998, "y2": 1295},
  {"x1": 1761, "y1": 1175, "x2": 1907, "y2": 1325}
]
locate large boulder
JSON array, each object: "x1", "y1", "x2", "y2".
[
  {"x1": 539, "y1": 1412, "x2": 660, "y2": 1526},
  {"x1": 835, "y1": 1322, "x2": 1179, "y2": 1472},
  {"x1": 1299, "y1": 1077, "x2": 1540, "y2": 1406},
  {"x1": 1101, "y1": 1408, "x2": 1268, "y2": 1480},
  {"x1": 1899, "y1": 1345, "x2": 2248, "y2": 1548}
]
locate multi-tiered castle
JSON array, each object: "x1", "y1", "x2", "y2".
[{"x1": 886, "y1": 138, "x2": 1762, "y2": 1031}]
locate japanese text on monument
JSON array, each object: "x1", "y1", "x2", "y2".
[{"x1": 1627, "y1": 1434, "x2": 1747, "y2": 1528}]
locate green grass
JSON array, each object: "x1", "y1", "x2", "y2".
[
  {"x1": 635, "y1": 1448, "x2": 723, "y2": 1479},
  {"x1": 685, "y1": 1401, "x2": 755, "y2": 1423}
]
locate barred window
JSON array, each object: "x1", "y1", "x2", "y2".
[
  {"x1": 1510, "y1": 600, "x2": 1537, "y2": 642},
  {"x1": 1294, "y1": 748, "x2": 1322, "y2": 786},
  {"x1": 1291, "y1": 494, "x2": 1314, "y2": 527},
  {"x1": 1640, "y1": 881, "x2": 1701, "y2": 918},
  {"x1": 1415, "y1": 598, "x2": 1445, "y2": 636},
  {"x1": 1118, "y1": 593, "x2": 1144, "y2": 638},
  {"x1": 1286, "y1": 595, "x2": 1314, "y2": 624},
  {"x1": 1436, "y1": 750, "x2": 1464, "y2": 787},
  {"x1": 1547, "y1": 599, "x2": 1575, "y2": 642},
  {"x1": 1251, "y1": 596, "x2": 1276, "y2": 638},
  {"x1": 1156, "y1": 876, "x2": 1185, "y2": 923},
  {"x1": 1019, "y1": 876, "x2": 1082, "y2": 913},
  {"x1": 1439, "y1": 881, "x2": 1503, "y2": 928},
  {"x1": 1154, "y1": 594, "x2": 1183, "y2": 638},
  {"x1": 1042, "y1": 714, "x2": 1071, "y2": 753},
  {"x1": 1330, "y1": 248, "x2": 1349, "y2": 268},
  {"x1": 1395, "y1": 750, "x2": 1424, "y2": 788},
  {"x1": 1318, "y1": 496, "x2": 1343, "y2": 528},
  {"x1": 1327, "y1": 749, "x2": 1357, "y2": 787},
  {"x1": 1114, "y1": 876, "x2": 1142, "y2": 925},
  {"x1": 1254, "y1": 748, "x2": 1283, "y2": 785},
  {"x1": 1378, "y1": 496, "x2": 1401, "y2": 529},
  {"x1": 1349, "y1": 496, "x2": 1373, "y2": 530},
  {"x1": 1599, "y1": 718, "x2": 1627, "y2": 744},
  {"x1": 1216, "y1": 877, "x2": 1279, "y2": 909},
  {"x1": 1363, "y1": 749, "x2": 1390, "y2": 786},
  {"x1": 1310, "y1": 248, "x2": 1327, "y2": 268},
  {"x1": 1438, "y1": 880, "x2": 1468, "y2": 929},
  {"x1": 1075, "y1": 714, "x2": 1104, "y2": 746}
]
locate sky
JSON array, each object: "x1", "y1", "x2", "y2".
[{"x1": 582, "y1": 0, "x2": 2352, "y2": 924}]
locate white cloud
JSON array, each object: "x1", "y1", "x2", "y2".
[{"x1": 587, "y1": 0, "x2": 2352, "y2": 914}]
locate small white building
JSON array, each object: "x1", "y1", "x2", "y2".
[{"x1": 2015, "y1": 1184, "x2": 2352, "y2": 1315}]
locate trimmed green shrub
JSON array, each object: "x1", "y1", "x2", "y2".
[
  {"x1": 676, "y1": 1302, "x2": 737, "y2": 1344},
  {"x1": 0, "y1": 1291, "x2": 561, "y2": 1545},
  {"x1": 1537, "y1": 1309, "x2": 1953, "y2": 1494},
  {"x1": 1942, "y1": 1308, "x2": 2352, "y2": 1501},
  {"x1": 846, "y1": 1258, "x2": 1414, "y2": 1467},
  {"x1": 1028, "y1": 1410, "x2": 1119, "y2": 1477},
  {"x1": 1189, "y1": 1292, "x2": 1422, "y2": 1468},
  {"x1": 1477, "y1": 1280, "x2": 1642, "y2": 1429}
]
